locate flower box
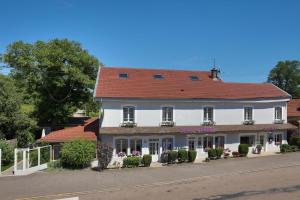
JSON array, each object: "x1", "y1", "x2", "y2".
[
  {"x1": 243, "y1": 120, "x2": 255, "y2": 125},
  {"x1": 120, "y1": 122, "x2": 137, "y2": 128}
]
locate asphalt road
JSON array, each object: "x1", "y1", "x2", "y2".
[{"x1": 1, "y1": 153, "x2": 300, "y2": 200}]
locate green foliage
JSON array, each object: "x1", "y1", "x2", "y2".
[
  {"x1": 215, "y1": 148, "x2": 224, "y2": 159},
  {"x1": 177, "y1": 149, "x2": 188, "y2": 163},
  {"x1": 208, "y1": 149, "x2": 217, "y2": 158},
  {"x1": 290, "y1": 136, "x2": 300, "y2": 148},
  {"x1": 267, "y1": 60, "x2": 300, "y2": 97},
  {"x1": 29, "y1": 149, "x2": 38, "y2": 167},
  {"x1": 0, "y1": 139, "x2": 14, "y2": 165},
  {"x1": 188, "y1": 150, "x2": 197, "y2": 162},
  {"x1": 238, "y1": 144, "x2": 249, "y2": 156},
  {"x1": 168, "y1": 151, "x2": 178, "y2": 164},
  {"x1": 3, "y1": 39, "x2": 101, "y2": 127},
  {"x1": 0, "y1": 74, "x2": 36, "y2": 139},
  {"x1": 280, "y1": 144, "x2": 291, "y2": 153},
  {"x1": 61, "y1": 140, "x2": 96, "y2": 169},
  {"x1": 141, "y1": 154, "x2": 152, "y2": 167},
  {"x1": 123, "y1": 156, "x2": 140, "y2": 168},
  {"x1": 48, "y1": 160, "x2": 62, "y2": 169},
  {"x1": 17, "y1": 130, "x2": 35, "y2": 148}
]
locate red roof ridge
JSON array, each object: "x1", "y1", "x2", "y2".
[{"x1": 101, "y1": 66, "x2": 211, "y2": 73}]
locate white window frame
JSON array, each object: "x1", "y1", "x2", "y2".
[
  {"x1": 203, "y1": 106, "x2": 214, "y2": 122},
  {"x1": 274, "y1": 106, "x2": 283, "y2": 120},
  {"x1": 115, "y1": 138, "x2": 129, "y2": 155},
  {"x1": 243, "y1": 106, "x2": 253, "y2": 121},
  {"x1": 161, "y1": 106, "x2": 174, "y2": 122},
  {"x1": 130, "y1": 138, "x2": 143, "y2": 154},
  {"x1": 239, "y1": 134, "x2": 256, "y2": 147},
  {"x1": 160, "y1": 105, "x2": 175, "y2": 123},
  {"x1": 274, "y1": 133, "x2": 283, "y2": 146},
  {"x1": 121, "y1": 105, "x2": 136, "y2": 123}
]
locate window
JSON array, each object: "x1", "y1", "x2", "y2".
[
  {"x1": 259, "y1": 135, "x2": 264, "y2": 146},
  {"x1": 123, "y1": 106, "x2": 135, "y2": 122},
  {"x1": 162, "y1": 138, "x2": 173, "y2": 151},
  {"x1": 274, "y1": 134, "x2": 282, "y2": 145},
  {"x1": 244, "y1": 107, "x2": 253, "y2": 121},
  {"x1": 149, "y1": 139, "x2": 159, "y2": 155},
  {"x1": 130, "y1": 139, "x2": 142, "y2": 154},
  {"x1": 240, "y1": 135, "x2": 255, "y2": 146},
  {"x1": 162, "y1": 107, "x2": 173, "y2": 122},
  {"x1": 197, "y1": 137, "x2": 203, "y2": 148},
  {"x1": 119, "y1": 73, "x2": 128, "y2": 79},
  {"x1": 215, "y1": 136, "x2": 225, "y2": 148},
  {"x1": 203, "y1": 136, "x2": 213, "y2": 150},
  {"x1": 204, "y1": 107, "x2": 213, "y2": 122},
  {"x1": 116, "y1": 139, "x2": 128, "y2": 155},
  {"x1": 275, "y1": 107, "x2": 282, "y2": 120},
  {"x1": 153, "y1": 74, "x2": 164, "y2": 79},
  {"x1": 188, "y1": 137, "x2": 196, "y2": 150},
  {"x1": 189, "y1": 75, "x2": 199, "y2": 81}
]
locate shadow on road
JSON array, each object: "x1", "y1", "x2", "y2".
[{"x1": 193, "y1": 184, "x2": 300, "y2": 200}]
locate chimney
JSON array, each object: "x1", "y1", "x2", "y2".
[{"x1": 211, "y1": 67, "x2": 220, "y2": 80}]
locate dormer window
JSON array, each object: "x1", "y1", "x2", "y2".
[
  {"x1": 189, "y1": 75, "x2": 199, "y2": 81},
  {"x1": 153, "y1": 74, "x2": 164, "y2": 79},
  {"x1": 123, "y1": 106, "x2": 135, "y2": 122},
  {"x1": 119, "y1": 73, "x2": 128, "y2": 79}
]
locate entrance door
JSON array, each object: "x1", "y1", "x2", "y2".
[{"x1": 149, "y1": 139, "x2": 160, "y2": 162}]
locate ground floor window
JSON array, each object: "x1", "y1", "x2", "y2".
[
  {"x1": 215, "y1": 136, "x2": 225, "y2": 148},
  {"x1": 162, "y1": 138, "x2": 173, "y2": 151},
  {"x1": 130, "y1": 139, "x2": 142, "y2": 154},
  {"x1": 240, "y1": 135, "x2": 255, "y2": 146},
  {"x1": 274, "y1": 133, "x2": 282, "y2": 145},
  {"x1": 259, "y1": 135, "x2": 264, "y2": 146},
  {"x1": 197, "y1": 137, "x2": 203, "y2": 148},
  {"x1": 203, "y1": 136, "x2": 213, "y2": 151},
  {"x1": 116, "y1": 139, "x2": 128, "y2": 155},
  {"x1": 188, "y1": 137, "x2": 196, "y2": 150},
  {"x1": 149, "y1": 139, "x2": 159, "y2": 155}
]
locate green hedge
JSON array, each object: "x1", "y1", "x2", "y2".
[
  {"x1": 123, "y1": 156, "x2": 140, "y2": 167},
  {"x1": 0, "y1": 140, "x2": 14, "y2": 165},
  {"x1": 188, "y1": 150, "x2": 197, "y2": 162},
  {"x1": 290, "y1": 136, "x2": 300, "y2": 148},
  {"x1": 168, "y1": 151, "x2": 178, "y2": 164},
  {"x1": 280, "y1": 144, "x2": 298, "y2": 153},
  {"x1": 208, "y1": 149, "x2": 217, "y2": 158},
  {"x1": 61, "y1": 140, "x2": 96, "y2": 169},
  {"x1": 238, "y1": 144, "x2": 249, "y2": 157},
  {"x1": 142, "y1": 154, "x2": 152, "y2": 167},
  {"x1": 177, "y1": 149, "x2": 188, "y2": 163},
  {"x1": 215, "y1": 148, "x2": 224, "y2": 159}
]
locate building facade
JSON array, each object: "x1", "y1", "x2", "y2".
[{"x1": 94, "y1": 67, "x2": 296, "y2": 163}]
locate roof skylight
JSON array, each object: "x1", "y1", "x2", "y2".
[
  {"x1": 189, "y1": 75, "x2": 199, "y2": 81},
  {"x1": 153, "y1": 74, "x2": 164, "y2": 79},
  {"x1": 119, "y1": 73, "x2": 128, "y2": 79}
]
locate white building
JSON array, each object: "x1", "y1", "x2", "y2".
[{"x1": 94, "y1": 66, "x2": 296, "y2": 162}]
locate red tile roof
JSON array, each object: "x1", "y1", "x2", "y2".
[
  {"x1": 288, "y1": 99, "x2": 300, "y2": 117},
  {"x1": 41, "y1": 118, "x2": 98, "y2": 143},
  {"x1": 95, "y1": 67, "x2": 290, "y2": 100}
]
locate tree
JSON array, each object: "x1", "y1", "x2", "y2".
[
  {"x1": 3, "y1": 39, "x2": 101, "y2": 128},
  {"x1": 267, "y1": 61, "x2": 300, "y2": 97},
  {"x1": 0, "y1": 74, "x2": 35, "y2": 139}
]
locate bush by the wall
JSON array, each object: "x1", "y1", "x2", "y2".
[
  {"x1": 177, "y1": 149, "x2": 188, "y2": 163},
  {"x1": 188, "y1": 150, "x2": 197, "y2": 162},
  {"x1": 168, "y1": 151, "x2": 178, "y2": 164},
  {"x1": 280, "y1": 144, "x2": 291, "y2": 153},
  {"x1": 290, "y1": 145, "x2": 298, "y2": 152},
  {"x1": 208, "y1": 149, "x2": 217, "y2": 159},
  {"x1": 123, "y1": 156, "x2": 140, "y2": 168},
  {"x1": 0, "y1": 139, "x2": 14, "y2": 165},
  {"x1": 238, "y1": 144, "x2": 249, "y2": 156},
  {"x1": 142, "y1": 154, "x2": 152, "y2": 167},
  {"x1": 61, "y1": 140, "x2": 96, "y2": 169},
  {"x1": 290, "y1": 136, "x2": 300, "y2": 148},
  {"x1": 215, "y1": 148, "x2": 224, "y2": 159}
]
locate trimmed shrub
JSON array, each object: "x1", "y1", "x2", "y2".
[
  {"x1": 0, "y1": 139, "x2": 14, "y2": 165},
  {"x1": 208, "y1": 148, "x2": 217, "y2": 159},
  {"x1": 215, "y1": 148, "x2": 224, "y2": 159},
  {"x1": 188, "y1": 150, "x2": 197, "y2": 162},
  {"x1": 123, "y1": 156, "x2": 140, "y2": 168},
  {"x1": 142, "y1": 154, "x2": 152, "y2": 167},
  {"x1": 290, "y1": 145, "x2": 298, "y2": 152},
  {"x1": 61, "y1": 140, "x2": 96, "y2": 169},
  {"x1": 168, "y1": 151, "x2": 178, "y2": 164},
  {"x1": 238, "y1": 144, "x2": 249, "y2": 157},
  {"x1": 177, "y1": 149, "x2": 188, "y2": 163},
  {"x1": 280, "y1": 144, "x2": 291, "y2": 153},
  {"x1": 290, "y1": 136, "x2": 300, "y2": 148}
]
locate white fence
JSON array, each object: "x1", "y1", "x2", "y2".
[{"x1": 14, "y1": 145, "x2": 52, "y2": 176}]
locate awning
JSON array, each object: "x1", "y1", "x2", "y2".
[{"x1": 100, "y1": 123, "x2": 297, "y2": 136}]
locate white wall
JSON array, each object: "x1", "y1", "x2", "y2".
[{"x1": 100, "y1": 100, "x2": 288, "y2": 127}]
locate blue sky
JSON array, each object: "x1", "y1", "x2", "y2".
[{"x1": 1, "y1": 0, "x2": 300, "y2": 82}]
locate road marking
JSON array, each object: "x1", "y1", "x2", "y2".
[
  {"x1": 56, "y1": 197, "x2": 79, "y2": 200},
  {"x1": 15, "y1": 163, "x2": 300, "y2": 200}
]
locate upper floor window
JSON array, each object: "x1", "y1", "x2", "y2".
[
  {"x1": 162, "y1": 107, "x2": 173, "y2": 122},
  {"x1": 244, "y1": 107, "x2": 253, "y2": 121},
  {"x1": 203, "y1": 107, "x2": 213, "y2": 122},
  {"x1": 275, "y1": 107, "x2": 282, "y2": 120},
  {"x1": 123, "y1": 106, "x2": 135, "y2": 122}
]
